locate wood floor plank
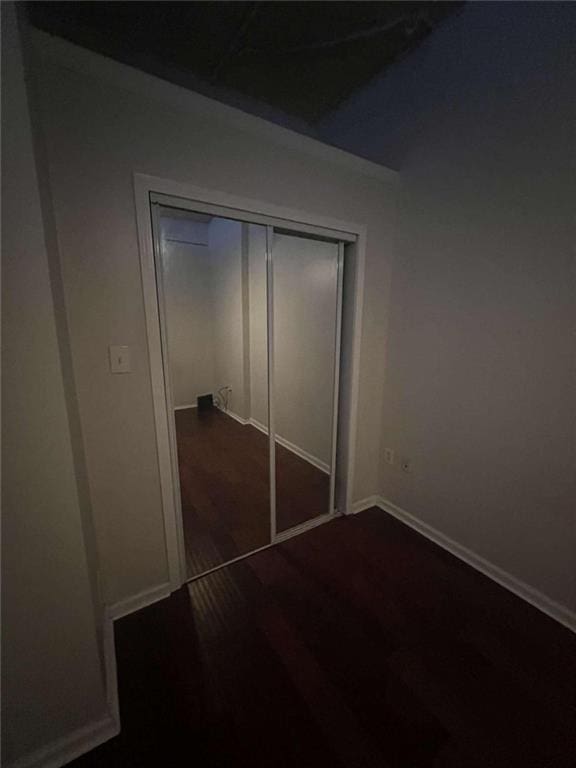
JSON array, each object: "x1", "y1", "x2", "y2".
[
  {"x1": 175, "y1": 407, "x2": 329, "y2": 578},
  {"x1": 248, "y1": 547, "x2": 446, "y2": 767},
  {"x1": 69, "y1": 509, "x2": 576, "y2": 768}
]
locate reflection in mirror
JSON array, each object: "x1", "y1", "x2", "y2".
[
  {"x1": 273, "y1": 232, "x2": 340, "y2": 533},
  {"x1": 157, "y1": 209, "x2": 269, "y2": 578}
]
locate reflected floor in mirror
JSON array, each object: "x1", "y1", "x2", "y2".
[{"x1": 176, "y1": 407, "x2": 330, "y2": 578}]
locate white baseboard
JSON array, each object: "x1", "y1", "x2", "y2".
[
  {"x1": 185, "y1": 406, "x2": 330, "y2": 474},
  {"x1": 103, "y1": 613, "x2": 120, "y2": 725},
  {"x1": 107, "y1": 581, "x2": 172, "y2": 621},
  {"x1": 352, "y1": 495, "x2": 576, "y2": 634},
  {"x1": 248, "y1": 417, "x2": 330, "y2": 474},
  {"x1": 5, "y1": 602, "x2": 127, "y2": 768},
  {"x1": 177, "y1": 402, "x2": 249, "y2": 424},
  {"x1": 5, "y1": 715, "x2": 119, "y2": 768},
  {"x1": 350, "y1": 495, "x2": 381, "y2": 515},
  {"x1": 219, "y1": 407, "x2": 249, "y2": 426},
  {"x1": 19, "y1": 581, "x2": 173, "y2": 768}
]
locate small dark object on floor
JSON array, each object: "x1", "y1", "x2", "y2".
[{"x1": 196, "y1": 393, "x2": 214, "y2": 412}]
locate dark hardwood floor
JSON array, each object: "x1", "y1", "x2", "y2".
[
  {"x1": 71, "y1": 508, "x2": 576, "y2": 768},
  {"x1": 175, "y1": 407, "x2": 329, "y2": 577}
]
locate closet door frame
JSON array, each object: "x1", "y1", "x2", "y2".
[
  {"x1": 135, "y1": 173, "x2": 366, "y2": 591},
  {"x1": 329, "y1": 242, "x2": 345, "y2": 518},
  {"x1": 265, "y1": 226, "x2": 277, "y2": 542}
]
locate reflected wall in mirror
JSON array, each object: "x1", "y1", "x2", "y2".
[
  {"x1": 273, "y1": 232, "x2": 340, "y2": 533},
  {"x1": 157, "y1": 208, "x2": 270, "y2": 578}
]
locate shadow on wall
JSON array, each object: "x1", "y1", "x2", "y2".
[{"x1": 320, "y1": 1, "x2": 576, "y2": 614}]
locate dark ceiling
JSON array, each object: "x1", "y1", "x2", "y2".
[{"x1": 27, "y1": 1, "x2": 462, "y2": 126}]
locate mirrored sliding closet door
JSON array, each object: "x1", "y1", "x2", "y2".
[
  {"x1": 155, "y1": 207, "x2": 270, "y2": 578},
  {"x1": 272, "y1": 231, "x2": 341, "y2": 534},
  {"x1": 152, "y1": 200, "x2": 344, "y2": 580}
]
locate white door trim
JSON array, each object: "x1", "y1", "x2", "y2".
[
  {"x1": 265, "y1": 225, "x2": 277, "y2": 542},
  {"x1": 149, "y1": 203, "x2": 188, "y2": 588},
  {"x1": 329, "y1": 242, "x2": 344, "y2": 516},
  {"x1": 151, "y1": 191, "x2": 357, "y2": 243},
  {"x1": 134, "y1": 182, "x2": 186, "y2": 590},
  {"x1": 133, "y1": 172, "x2": 367, "y2": 591}
]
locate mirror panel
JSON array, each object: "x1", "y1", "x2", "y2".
[
  {"x1": 158, "y1": 209, "x2": 270, "y2": 577},
  {"x1": 272, "y1": 231, "x2": 340, "y2": 533}
]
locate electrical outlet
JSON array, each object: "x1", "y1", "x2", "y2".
[
  {"x1": 384, "y1": 448, "x2": 395, "y2": 466},
  {"x1": 400, "y1": 457, "x2": 412, "y2": 474}
]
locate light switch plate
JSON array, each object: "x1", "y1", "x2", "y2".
[{"x1": 109, "y1": 345, "x2": 131, "y2": 374}]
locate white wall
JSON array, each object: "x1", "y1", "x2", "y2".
[
  {"x1": 273, "y1": 233, "x2": 339, "y2": 467},
  {"x1": 247, "y1": 225, "x2": 269, "y2": 428},
  {"x1": 160, "y1": 214, "x2": 249, "y2": 413},
  {"x1": 322, "y1": 3, "x2": 576, "y2": 615},
  {"x1": 247, "y1": 225, "x2": 340, "y2": 467},
  {"x1": 1, "y1": 5, "x2": 110, "y2": 765},
  {"x1": 208, "y1": 218, "x2": 249, "y2": 418},
  {"x1": 160, "y1": 219, "x2": 216, "y2": 407},
  {"x1": 161, "y1": 215, "x2": 251, "y2": 418},
  {"x1": 31, "y1": 31, "x2": 397, "y2": 605}
]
